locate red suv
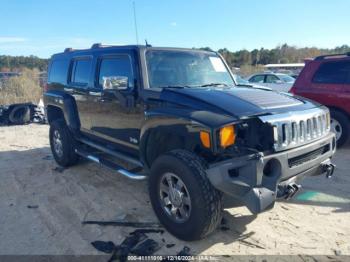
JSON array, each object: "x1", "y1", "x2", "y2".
[{"x1": 291, "y1": 53, "x2": 350, "y2": 147}]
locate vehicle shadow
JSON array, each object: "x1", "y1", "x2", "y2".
[
  {"x1": 0, "y1": 147, "x2": 259, "y2": 255},
  {"x1": 0, "y1": 145, "x2": 348, "y2": 255}
]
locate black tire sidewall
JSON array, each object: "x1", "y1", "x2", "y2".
[
  {"x1": 149, "y1": 151, "x2": 221, "y2": 240},
  {"x1": 49, "y1": 120, "x2": 78, "y2": 167},
  {"x1": 331, "y1": 110, "x2": 349, "y2": 147},
  {"x1": 9, "y1": 105, "x2": 31, "y2": 125}
]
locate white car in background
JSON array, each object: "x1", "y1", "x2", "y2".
[
  {"x1": 233, "y1": 74, "x2": 272, "y2": 91},
  {"x1": 247, "y1": 73, "x2": 295, "y2": 92}
]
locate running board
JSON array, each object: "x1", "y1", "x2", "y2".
[
  {"x1": 78, "y1": 137, "x2": 143, "y2": 167},
  {"x1": 75, "y1": 148, "x2": 147, "y2": 180}
]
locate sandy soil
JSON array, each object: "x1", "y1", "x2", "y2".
[{"x1": 0, "y1": 124, "x2": 349, "y2": 256}]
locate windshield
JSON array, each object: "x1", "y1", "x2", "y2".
[
  {"x1": 146, "y1": 50, "x2": 234, "y2": 88},
  {"x1": 277, "y1": 74, "x2": 295, "y2": 83}
]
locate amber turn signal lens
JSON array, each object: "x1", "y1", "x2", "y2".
[
  {"x1": 220, "y1": 125, "x2": 236, "y2": 148},
  {"x1": 200, "y1": 131, "x2": 211, "y2": 148}
]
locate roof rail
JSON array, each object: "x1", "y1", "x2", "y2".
[
  {"x1": 91, "y1": 43, "x2": 102, "y2": 49},
  {"x1": 91, "y1": 43, "x2": 113, "y2": 49},
  {"x1": 314, "y1": 52, "x2": 350, "y2": 60},
  {"x1": 64, "y1": 48, "x2": 74, "y2": 52}
]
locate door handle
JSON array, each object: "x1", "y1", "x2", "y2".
[
  {"x1": 64, "y1": 87, "x2": 74, "y2": 93},
  {"x1": 89, "y1": 91, "x2": 102, "y2": 96}
]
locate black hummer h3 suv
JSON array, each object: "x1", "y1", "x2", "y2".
[{"x1": 44, "y1": 44, "x2": 336, "y2": 241}]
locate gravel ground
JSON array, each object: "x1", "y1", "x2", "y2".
[{"x1": 0, "y1": 124, "x2": 349, "y2": 256}]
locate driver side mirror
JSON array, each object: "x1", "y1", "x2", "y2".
[{"x1": 102, "y1": 76, "x2": 128, "y2": 91}]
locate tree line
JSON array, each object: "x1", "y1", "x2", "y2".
[
  {"x1": 1, "y1": 44, "x2": 350, "y2": 72},
  {"x1": 0, "y1": 55, "x2": 48, "y2": 72},
  {"x1": 200, "y1": 44, "x2": 350, "y2": 68}
]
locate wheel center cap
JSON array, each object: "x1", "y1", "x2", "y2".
[{"x1": 169, "y1": 189, "x2": 182, "y2": 207}]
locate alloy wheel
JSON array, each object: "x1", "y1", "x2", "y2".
[
  {"x1": 331, "y1": 118, "x2": 343, "y2": 141},
  {"x1": 53, "y1": 130, "x2": 63, "y2": 158},
  {"x1": 159, "y1": 172, "x2": 192, "y2": 223}
]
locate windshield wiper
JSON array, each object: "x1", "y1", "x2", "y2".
[{"x1": 198, "y1": 83, "x2": 229, "y2": 87}]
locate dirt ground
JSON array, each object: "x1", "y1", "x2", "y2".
[{"x1": 0, "y1": 124, "x2": 349, "y2": 256}]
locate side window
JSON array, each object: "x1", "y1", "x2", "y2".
[
  {"x1": 250, "y1": 75, "x2": 264, "y2": 83},
  {"x1": 98, "y1": 56, "x2": 134, "y2": 88},
  {"x1": 313, "y1": 61, "x2": 350, "y2": 84},
  {"x1": 48, "y1": 59, "x2": 69, "y2": 84},
  {"x1": 266, "y1": 75, "x2": 279, "y2": 83},
  {"x1": 71, "y1": 58, "x2": 92, "y2": 85}
]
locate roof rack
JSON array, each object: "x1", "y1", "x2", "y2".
[
  {"x1": 314, "y1": 52, "x2": 350, "y2": 60},
  {"x1": 91, "y1": 43, "x2": 113, "y2": 49},
  {"x1": 63, "y1": 43, "x2": 112, "y2": 53}
]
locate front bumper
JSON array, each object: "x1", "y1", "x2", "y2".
[{"x1": 206, "y1": 132, "x2": 336, "y2": 214}]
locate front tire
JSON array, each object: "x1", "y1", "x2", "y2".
[
  {"x1": 149, "y1": 150, "x2": 222, "y2": 241},
  {"x1": 330, "y1": 110, "x2": 349, "y2": 147},
  {"x1": 49, "y1": 119, "x2": 79, "y2": 167}
]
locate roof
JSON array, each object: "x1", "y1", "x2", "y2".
[
  {"x1": 264, "y1": 63, "x2": 305, "y2": 68},
  {"x1": 314, "y1": 52, "x2": 350, "y2": 61},
  {"x1": 52, "y1": 43, "x2": 216, "y2": 58}
]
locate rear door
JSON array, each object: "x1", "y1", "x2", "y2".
[
  {"x1": 304, "y1": 61, "x2": 350, "y2": 112},
  {"x1": 343, "y1": 62, "x2": 350, "y2": 114},
  {"x1": 68, "y1": 56, "x2": 94, "y2": 132}
]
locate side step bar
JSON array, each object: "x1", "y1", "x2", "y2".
[
  {"x1": 75, "y1": 148, "x2": 147, "y2": 180},
  {"x1": 78, "y1": 137, "x2": 143, "y2": 167}
]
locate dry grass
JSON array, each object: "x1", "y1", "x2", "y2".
[
  {"x1": 239, "y1": 64, "x2": 266, "y2": 77},
  {"x1": 0, "y1": 69, "x2": 42, "y2": 105}
]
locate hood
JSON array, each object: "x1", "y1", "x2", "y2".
[
  {"x1": 235, "y1": 83, "x2": 272, "y2": 91},
  {"x1": 159, "y1": 87, "x2": 319, "y2": 119}
]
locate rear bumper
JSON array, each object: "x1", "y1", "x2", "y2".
[{"x1": 206, "y1": 132, "x2": 336, "y2": 214}]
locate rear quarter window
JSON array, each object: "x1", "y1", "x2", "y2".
[
  {"x1": 312, "y1": 61, "x2": 350, "y2": 84},
  {"x1": 48, "y1": 59, "x2": 69, "y2": 84}
]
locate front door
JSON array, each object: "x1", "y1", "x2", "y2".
[
  {"x1": 265, "y1": 74, "x2": 291, "y2": 92},
  {"x1": 89, "y1": 53, "x2": 143, "y2": 156}
]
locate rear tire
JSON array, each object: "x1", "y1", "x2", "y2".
[
  {"x1": 330, "y1": 110, "x2": 349, "y2": 147},
  {"x1": 49, "y1": 119, "x2": 79, "y2": 167},
  {"x1": 149, "y1": 149, "x2": 222, "y2": 241}
]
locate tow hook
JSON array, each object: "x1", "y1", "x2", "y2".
[
  {"x1": 322, "y1": 163, "x2": 336, "y2": 178},
  {"x1": 277, "y1": 183, "x2": 301, "y2": 200},
  {"x1": 285, "y1": 183, "x2": 301, "y2": 200}
]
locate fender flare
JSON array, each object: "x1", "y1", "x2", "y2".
[
  {"x1": 44, "y1": 90, "x2": 80, "y2": 131},
  {"x1": 139, "y1": 110, "x2": 210, "y2": 168}
]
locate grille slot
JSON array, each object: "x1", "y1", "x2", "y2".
[
  {"x1": 288, "y1": 144, "x2": 330, "y2": 167},
  {"x1": 259, "y1": 107, "x2": 330, "y2": 151}
]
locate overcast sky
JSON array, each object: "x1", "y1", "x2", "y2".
[{"x1": 1, "y1": 0, "x2": 349, "y2": 58}]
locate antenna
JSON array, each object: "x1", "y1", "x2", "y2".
[
  {"x1": 132, "y1": 1, "x2": 139, "y2": 45},
  {"x1": 145, "y1": 39, "x2": 151, "y2": 47}
]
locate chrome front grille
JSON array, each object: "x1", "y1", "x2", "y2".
[{"x1": 259, "y1": 107, "x2": 331, "y2": 152}]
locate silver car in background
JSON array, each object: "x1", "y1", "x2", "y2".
[{"x1": 247, "y1": 73, "x2": 295, "y2": 92}]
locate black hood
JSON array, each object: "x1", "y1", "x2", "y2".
[{"x1": 159, "y1": 87, "x2": 319, "y2": 119}]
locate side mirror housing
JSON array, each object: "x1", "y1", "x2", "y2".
[{"x1": 102, "y1": 76, "x2": 128, "y2": 91}]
